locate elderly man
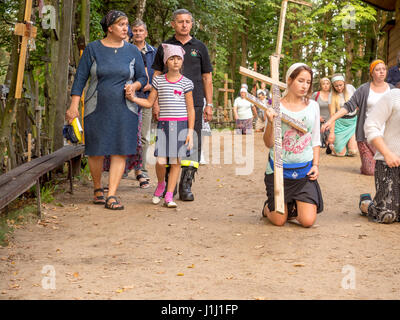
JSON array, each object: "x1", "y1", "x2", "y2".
[
  {"x1": 152, "y1": 8, "x2": 213, "y2": 201},
  {"x1": 131, "y1": 20, "x2": 157, "y2": 185},
  {"x1": 387, "y1": 51, "x2": 400, "y2": 87}
]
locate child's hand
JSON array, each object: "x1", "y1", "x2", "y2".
[
  {"x1": 125, "y1": 90, "x2": 136, "y2": 102},
  {"x1": 185, "y1": 131, "x2": 194, "y2": 150}
]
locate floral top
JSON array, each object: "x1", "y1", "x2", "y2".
[{"x1": 266, "y1": 100, "x2": 321, "y2": 174}]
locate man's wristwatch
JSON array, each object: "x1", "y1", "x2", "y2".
[{"x1": 206, "y1": 103, "x2": 213, "y2": 108}]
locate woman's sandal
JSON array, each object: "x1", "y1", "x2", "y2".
[
  {"x1": 105, "y1": 196, "x2": 124, "y2": 210},
  {"x1": 136, "y1": 174, "x2": 150, "y2": 189},
  {"x1": 93, "y1": 188, "x2": 106, "y2": 205}
]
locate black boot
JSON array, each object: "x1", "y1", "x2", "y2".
[
  {"x1": 179, "y1": 166, "x2": 196, "y2": 201},
  {"x1": 163, "y1": 166, "x2": 177, "y2": 198}
]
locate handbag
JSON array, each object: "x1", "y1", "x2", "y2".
[{"x1": 269, "y1": 157, "x2": 312, "y2": 180}]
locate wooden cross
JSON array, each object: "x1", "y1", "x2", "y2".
[
  {"x1": 218, "y1": 73, "x2": 235, "y2": 122},
  {"x1": 239, "y1": 0, "x2": 311, "y2": 214},
  {"x1": 244, "y1": 92, "x2": 307, "y2": 134},
  {"x1": 14, "y1": 0, "x2": 37, "y2": 99}
]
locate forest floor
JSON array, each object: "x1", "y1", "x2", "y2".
[{"x1": 1, "y1": 131, "x2": 400, "y2": 300}]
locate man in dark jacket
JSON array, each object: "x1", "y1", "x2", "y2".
[{"x1": 387, "y1": 51, "x2": 400, "y2": 87}]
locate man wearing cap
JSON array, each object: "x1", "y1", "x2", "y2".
[
  {"x1": 387, "y1": 51, "x2": 400, "y2": 87},
  {"x1": 151, "y1": 8, "x2": 213, "y2": 202},
  {"x1": 233, "y1": 88, "x2": 257, "y2": 135}
]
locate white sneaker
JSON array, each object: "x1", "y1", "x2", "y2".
[
  {"x1": 164, "y1": 200, "x2": 177, "y2": 208},
  {"x1": 152, "y1": 196, "x2": 162, "y2": 205}
]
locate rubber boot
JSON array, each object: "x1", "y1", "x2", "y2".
[
  {"x1": 179, "y1": 166, "x2": 196, "y2": 201},
  {"x1": 163, "y1": 165, "x2": 177, "y2": 198}
]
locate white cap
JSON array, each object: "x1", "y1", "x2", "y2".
[{"x1": 240, "y1": 88, "x2": 247, "y2": 93}]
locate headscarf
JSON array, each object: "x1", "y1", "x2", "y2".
[
  {"x1": 331, "y1": 75, "x2": 345, "y2": 83},
  {"x1": 162, "y1": 43, "x2": 185, "y2": 64},
  {"x1": 100, "y1": 10, "x2": 127, "y2": 33},
  {"x1": 282, "y1": 62, "x2": 308, "y2": 97},
  {"x1": 369, "y1": 59, "x2": 385, "y2": 75}
]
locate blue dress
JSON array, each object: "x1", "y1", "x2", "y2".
[{"x1": 71, "y1": 40, "x2": 147, "y2": 156}]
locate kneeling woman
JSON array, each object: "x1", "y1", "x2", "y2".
[{"x1": 262, "y1": 63, "x2": 323, "y2": 227}]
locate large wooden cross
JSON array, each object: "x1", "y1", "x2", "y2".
[
  {"x1": 239, "y1": 0, "x2": 312, "y2": 214},
  {"x1": 14, "y1": 0, "x2": 37, "y2": 99},
  {"x1": 218, "y1": 73, "x2": 235, "y2": 122}
]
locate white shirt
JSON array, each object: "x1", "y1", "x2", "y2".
[
  {"x1": 366, "y1": 86, "x2": 391, "y2": 118},
  {"x1": 234, "y1": 97, "x2": 253, "y2": 120},
  {"x1": 364, "y1": 89, "x2": 400, "y2": 161}
]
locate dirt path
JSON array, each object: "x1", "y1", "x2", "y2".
[{"x1": 1, "y1": 131, "x2": 400, "y2": 300}]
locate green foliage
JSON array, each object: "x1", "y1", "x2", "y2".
[{"x1": 0, "y1": 204, "x2": 37, "y2": 246}]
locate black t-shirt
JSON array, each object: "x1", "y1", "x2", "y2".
[{"x1": 152, "y1": 36, "x2": 213, "y2": 107}]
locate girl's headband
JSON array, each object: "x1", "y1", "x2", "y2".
[
  {"x1": 331, "y1": 75, "x2": 345, "y2": 83},
  {"x1": 282, "y1": 63, "x2": 309, "y2": 97}
]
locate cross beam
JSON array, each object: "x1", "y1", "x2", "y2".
[
  {"x1": 14, "y1": 0, "x2": 37, "y2": 99},
  {"x1": 244, "y1": 92, "x2": 307, "y2": 134}
]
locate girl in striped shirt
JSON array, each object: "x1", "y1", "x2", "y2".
[{"x1": 126, "y1": 44, "x2": 195, "y2": 208}]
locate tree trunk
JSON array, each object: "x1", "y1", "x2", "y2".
[
  {"x1": 240, "y1": 6, "x2": 251, "y2": 85},
  {"x1": 136, "y1": 0, "x2": 147, "y2": 21},
  {"x1": 53, "y1": 0, "x2": 74, "y2": 151},
  {"x1": 0, "y1": 0, "x2": 25, "y2": 172},
  {"x1": 345, "y1": 32, "x2": 354, "y2": 83},
  {"x1": 46, "y1": 0, "x2": 60, "y2": 153},
  {"x1": 230, "y1": 27, "x2": 238, "y2": 85}
]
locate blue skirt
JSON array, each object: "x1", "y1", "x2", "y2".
[{"x1": 154, "y1": 120, "x2": 191, "y2": 159}]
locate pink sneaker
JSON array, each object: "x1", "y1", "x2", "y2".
[
  {"x1": 164, "y1": 192, "x2": 177, "y2": 208},
  {"x1": 152, "y1": 182, "x2": 166, "y2": 205}
]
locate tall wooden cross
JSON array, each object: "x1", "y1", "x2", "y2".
[
  {"x1": 14, "y1": 0, "x2": 37, "y2": 99},
  {"x1": 239, "y1": 0, "x2": 312, "y2": 214},
  {"x1": 218, "y1": 73, "x2": 235, "y2": 122}
]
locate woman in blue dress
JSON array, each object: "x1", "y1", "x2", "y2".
[{"x1": 66, "y1": 10, "x2": 147, "y2": 210}]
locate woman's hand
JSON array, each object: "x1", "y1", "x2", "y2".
[
  {"x1": 383, "y1": 151, "x2": 400, "y2": 168},
  {"x1": 307, "y1": 165, "x2": 319, "y2": 180},
  {"x1": 265, "y1": 108, "x2": 277, "y2": 123},
  {"x1": 65, "y1": 107, "x2": 79, "y2": 124},
  {"x1": 321, "y1": 119, "x2": 332, "y2": 132},
  {"x1": 125, "y1": 89, "x2": 136, "y2": 102}
]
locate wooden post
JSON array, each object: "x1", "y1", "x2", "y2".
[
  {"x1": 14, "y1": 0, "x2": 37, "y2": 99},
  {"x1": 218, "y1": 73, "x2": 235, "y2": 123},
  {"x1": 27, "y1": 133, "x2": 32, "y2": 162},
  {"x1": 33, "y1": 80, "x2": 43, "y2": 158}
]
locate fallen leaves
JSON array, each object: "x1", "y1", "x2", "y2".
[
  {"x1": 293, "y1": 263, "x2": 306, "y2": 267},
  {"x1": 115, "y1": 285, "x2": 134, "y2": 294}
]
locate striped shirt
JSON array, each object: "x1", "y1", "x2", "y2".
[{"x1": 152, "y1": 74, "x2": 194, "y2": 120}]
